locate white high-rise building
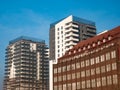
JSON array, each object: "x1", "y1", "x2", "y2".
[
  {"x1": 49, "y1": 15, "x2": 96, "y2": 90},
  {"x1": 50, "y1": 15, "x2": 96, "y2": 62}
]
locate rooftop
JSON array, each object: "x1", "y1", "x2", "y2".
[
  {"x1": 9, "y1": 36, "x2": 45, "y2": 44},
  {"x1": 50, "y1": 15, "x2": 95, "y2": 27}
]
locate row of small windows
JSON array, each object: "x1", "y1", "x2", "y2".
[
  {"x1": 54, "y1": 74, "x2": 117, "y2": 90},
  {"x1": 68, "y1": 36, "x2": 112, "y2": 55},
  {"x1": 62, "y1": 43, "x2": 115, "y2": 63},
  {"x1": 54, "y1": 62, "x2": 117, "y2": 82},
  {"x1": 54, "y1": 50, "x2": 116, "y2": 74}
]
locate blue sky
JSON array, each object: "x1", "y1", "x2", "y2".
[{"x1": 0, "y1": 0, "x2": 120, "y2": 89}]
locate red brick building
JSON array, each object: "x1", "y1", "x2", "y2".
[{"x1": 53, "y1": 26, "x2": 120, "y2": 90}]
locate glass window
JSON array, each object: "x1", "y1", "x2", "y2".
[
  {"x1": 91, "y1": 79, "x2": 96, "y2": 88},
  {"x1": 81, "y1": 61, "x2": 85, "y2": 68},
  {"x1": 111, "y1": 50, "x2": 116, "y2": 59},
  {"x1": 86, "y1": 60, "x2": 89, "y2": 66},
  {"x1": 86, "y1": 80, "x2": 90, "y2": 88},
  {"x1": 67, "y1": 65, "x2": 70, "y2": 71},
  {"x1": 72, "y1": 83, "x2": 76, "y2": 90},
  {"x1": 96, "y1": 67, "x2": 100, "y2": 74},
  {"x1": 106, "y1": 64, "x2": 111, "y2": 72},
  {"x1": 113, "y1": 75, "x2": 118, "y2": 84},
  {"x1": 77, "y1": 72, "x2": 80, "y2": 78},
  {"x1": 54, "y1": 86, "x2": 57, "y2": 90},
  {"x1": 91, "y1": 68, "x2": 95, "y2": 75},
  {"x1": 90, "y1": 58, "x2": 94, "y2": 65},
  {"x1": 68, "y1": 83, "x2": 71, "y2": 90},
  {"x1": 76, "y1": 82, "x2": 80, "y2": 89},
  {"x1": 54, "y1": 77, "x2": 57, "y2": 83},
  {"x1": 102, "y1": 77, "x2": 106, "y2": 86},
  {"x1": 86, "y1": 70, "x2": 90, "y2": 77},
  {"x1": 76, "y1": 62, "x2": 80, "y2": 69},
  {"x1": 63, "y1": 84, "x2": 66, "y2": 90},
  {"x1": 58, "y1": 67, "x2": 61, "y2": 73},
  {"x1": 81, "y1": 71, "x2": 85, "y2": 77},
  {"x1": 72, "y1": 73, "x2": 75, "y2": 79},
  {"x1": 71, "y1": 63, "x2": 75, "y2": 70},
  {"x1": 107, "y1": 75, "x2": 112, "y2": 85},
  {"x1": 67, "y1": 74, "x2": 71, "y2": 80},
  {"x1": 54, "y1": 68, "x2": 57, "y2": 74},
  {"x1": 97, "y1": 78, "x2": 101, "y2": 87},
  {"x1": 100, "y1": 55, "x2": 105, "y2": 62},
  {"x1": 101, "y1": 66, "x2": 105, "y2": 73},
  {"x1": 96, "y1": 56, "x2": 99, "y2": 63},
  {"x1": 63, "y1": 75, "x2": 66, "y2": 81},
  {"x1": 106, "y1": 52, "x2": 110, "y2": 60},
  {"x1": 112, "y1": 63, "x2": 117, "y2": 70},
  {"x1": 82, "y1": 81, "x2": 85, "y2": 89},
  {"x1": 58, "y1": 76, "x2": 62, "y2": 82}
]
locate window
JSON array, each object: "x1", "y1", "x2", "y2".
[
  {"x1": 96, "y1": 56, "x2": 99, "y2": 63},
  {"x1": 72, "y1": 83, "x2": 76, "y2": 90},
  {"x1": 97, "y1": 78, "x2": 101, "y2": 87},
  {"x1": 103, "y1": 38, "x2": 106, "y2": 43},
  {"x1": 54, "y1": 86, "x2": 57, "y2": 90},
  {"x1": 96, "y1": 67, "x2": 100, "y2": 74},
  {"x1": 112, "y1": 63, "x2": 117, "y2": 70},
  {"x1": 63, "y1": 75, "x2": 66, "y2": 81},
  {"x1": 77, "y1": 72, "x2": 80, "y2": 78},
  {"x1": 100, "y1": 55, "x2": 105, "y2": 62},
  {"x1": 106, "y1": 52, "x2": 110, "y2": 60},
  {"x1": 63, "y1": 66, "x2": 66, "y2": 72},
  {"x1": 91, "y1": 68, "x2": 95, "y2": 75},
  {"x1": 67, "y1": 65, "x2": 70, "y2": 71},
  {"x1": 67, "y1": 74, "x2": 71, "y2": 80},
  {"x1": 91, "y1": 79, "x2": 96, "y2": 88},
  {"x1": 54, "y1": 77, "x2": 57, "y2": 83},
  {"x1": 59, "y1": 85, "x2": 62, "y2": 90},
  {"x1": 107, "y1": 75, "x2": 112, "y2": 85},
  {"x1": 106, "y1": 64, "x2": 111, "y2": 72},
  {"x1": 63, "y1": 84, "x2": 66, "y2": 90},
  {"x1": 58, "y1": 67, "x2": 61, "y2": 73},
  {"x1": 81, "y1": 71, "x2": 85, "y2": 77},
  {"x1": 68, "y1": 83, "x2": 71, "y2": 90},
  {"x1": 86, "y1": 70, "x2": 90, "y2": 77},
  {"x1": 101, "y1": 66, "x2": 105, "y2": 73},
  {"x1": 54, "y1": 68, "x2": 57, "y2": 74},
  {"x1": 72, "y1": 73, "x2": 75, "y2": 79},
  {"x1": 86, "y1": 60, "x2": 89, "y2": 66},
  {"x1": 58, "y1": 76, "x2": 62, "y2": 82},
  {"x1": 81, "y1": 61, "x2": 85, "y2": 68},
  {"x1": 111, "y1": 50, "x2": 116, "y2": 58},
  {"x1": 76, "y1": 62, "x2": 80, "y2": 69},
  {"x1": 77, "y1": 82, "x2": 80, "y2": 89},
  {"x1": 82, "y1": 81, "x2": 85, "y2": 89},
  {"x1": 71, "y1": 63, "x2": 75, "y2": 70},
  {"x1": 102, "y1": 77, "x2": 106, "y2": 86},
  {"x1": 90, "y1": 58, "x2": 94, "y2": 65},
  {"x1": 86, "y1": 80, "x2": 90, "y2": 88},
  {"x1": 113, "y1": 75, "x2": 118, "y2": 84}
]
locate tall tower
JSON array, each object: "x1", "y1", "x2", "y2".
[
  {"x1": 4, "y1": 36, "x2": 49, "y2": 90},
  {"x1": 49, "y1": 15, "x2": 96, "y2": 62}
]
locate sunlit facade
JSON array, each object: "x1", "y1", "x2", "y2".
[
  {"x1": 53, "y1": 26, "x2": 120, "y2": 90},
  {"x1": 4, "y1": 36, "x2": 49, "y2": 90}
]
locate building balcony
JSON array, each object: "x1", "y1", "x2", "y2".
[
  {"x1": 65, "y1": 37, "x2": 79, "y2": 42},
  {"x1": 65, "y1": 23, "x2": 78, "y2": 29},
  {"x1": 65, "y1": 28, "x2": 79, "y2": 33},
  {"x1": 65, "y1": 41, "x2": 76, "y2": 47},
  {"x1": 65, "y1": 32, "x2": 79, "y2": 38}
]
